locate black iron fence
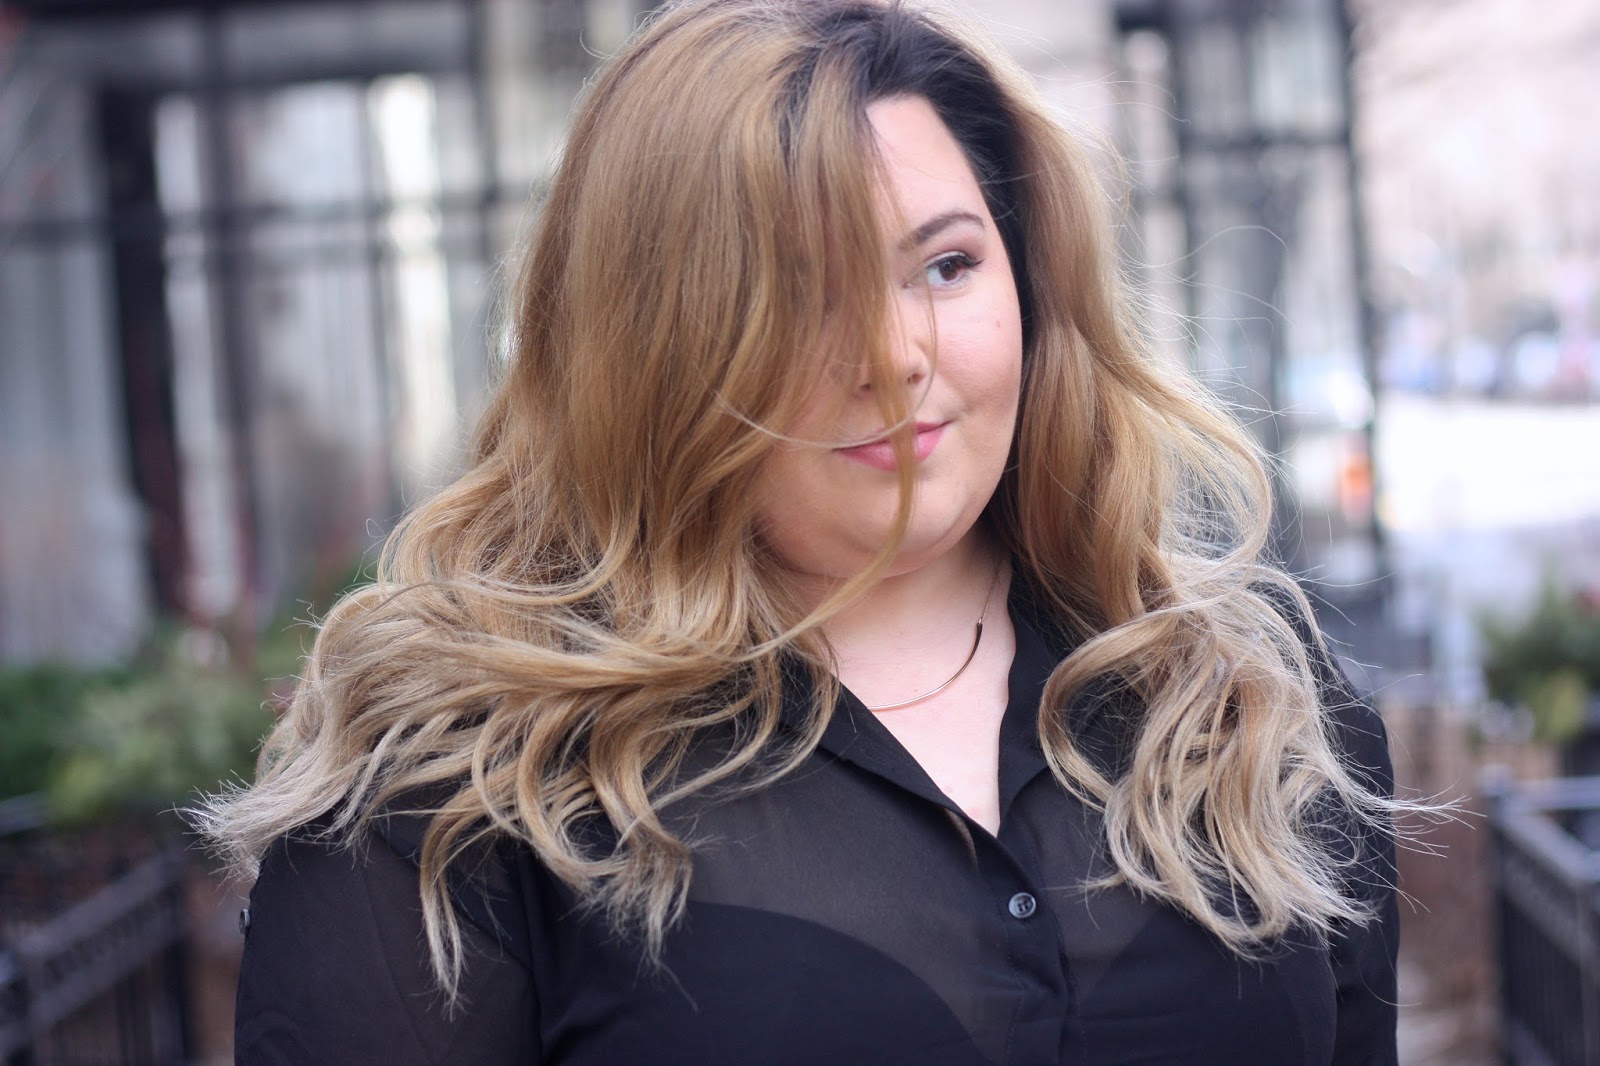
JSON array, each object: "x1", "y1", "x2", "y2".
[
  {"x1": 0, "y1": 799, "x2": 190, "y2": 1066},
  {"x1": 1486, "y1": 773, "x2": 1600, "y2": 1066}
]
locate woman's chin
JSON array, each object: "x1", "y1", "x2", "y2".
[{"x1": 876, "y1": 519, "x2": 991, "y2": 577}]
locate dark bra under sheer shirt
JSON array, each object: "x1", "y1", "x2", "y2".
[{"x1": 234, "y1": 593, "x2": 1399, "y2": 1065}]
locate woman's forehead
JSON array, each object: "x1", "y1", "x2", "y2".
[{"x1": 865, "y1": 97, "x2": 995, "y2": 244}]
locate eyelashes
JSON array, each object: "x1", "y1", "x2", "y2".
[{"x1": 921, "y1": 251, "x2": 984, "y2": 290}]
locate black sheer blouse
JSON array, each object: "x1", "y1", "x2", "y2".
[{"x1": 235, "y1": 595, "x2": 1398, "y2": 1065}]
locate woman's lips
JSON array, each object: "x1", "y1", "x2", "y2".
[{"x1": 835, "y1": 422, "x2": 947, "y2": 471}]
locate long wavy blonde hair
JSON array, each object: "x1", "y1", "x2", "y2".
[{"x1": 200, "y1": 0, "x2": 1401, "y2": 997}]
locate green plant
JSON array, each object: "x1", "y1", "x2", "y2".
[
  {"x1": 46, "y1": 646, "x2": 279, "y2": 826},
  {"x1": 5, "y1": 554, "x2": 371, "y2": 825},
  {"x1": 0, "y1": 662, "x2": 137, "y2": 800},
  {"x1": 1479, "y1": 577, "x2": 1600, "y2": 744}
]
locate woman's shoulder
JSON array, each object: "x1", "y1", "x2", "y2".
[
  {"x1": 237, "y1": 808, "x2": 540, "y2": 1064},
  {"x1": 380, "y1": 795, "x2": 552, "y2": 972},
  {"x1": 250, "y1": 792, "x2": 547, "y2": 971}
]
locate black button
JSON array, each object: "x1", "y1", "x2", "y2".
[
  {"x1": 239, "y1": 907, "x2": 251, "y2": 935},
  {"x1": 1007, "y1": 892, "x2": 1037, "y2": 919}
]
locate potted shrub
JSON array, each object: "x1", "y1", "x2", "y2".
[{"x1": 1479, "y1": 577, "x2": 1600, "y2": 776}]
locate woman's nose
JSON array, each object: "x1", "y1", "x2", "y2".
[{"x1": 858, "y1": 300, "x2": 932, "y2": 393}]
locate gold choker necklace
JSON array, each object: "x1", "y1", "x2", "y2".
[{"x1": 865, "y1": 560, "x2": 1005, "y2": 712}]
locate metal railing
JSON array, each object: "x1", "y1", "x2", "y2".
[
  {"x1": 0, "y1": 800, "x2": 191, "y2": 1066},
  {"x1": 1486, "y1": 773, "x2": 1600, "y2": 1066}
]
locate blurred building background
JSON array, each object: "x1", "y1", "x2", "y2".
[
  {"x1": 9, "y1": 0, "x2": 1595, "y2": 681},
  {"x1": 1, "y1": 0, "x2": 1597, "y2": 1063},
  {"x1": 0, "y1": 0, "x2": 653, "y2": 666}
]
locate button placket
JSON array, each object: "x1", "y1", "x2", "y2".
[{"x1": 968, "y1": 819, "x2": 1073, "y2": 1062}]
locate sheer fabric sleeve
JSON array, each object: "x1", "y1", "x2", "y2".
[
  {"x1": 234, "y1": 826, "x2": 539, "y2": 1065},
  {"x1": 1309, "y1": 633, "x2": 1401, "y2": 1066}
]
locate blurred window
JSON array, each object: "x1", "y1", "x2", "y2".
[{"x1": 1, "y1": 0, "x2": 609, "y2": 661}]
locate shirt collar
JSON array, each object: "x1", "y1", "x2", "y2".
[
  {"x1": 997, "y1": 598, "x2": 1060, "y2": 822},
  {"x1": 777, "y1": 585, "x2": 1072, "y2": 824}
]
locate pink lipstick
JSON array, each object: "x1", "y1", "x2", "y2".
[{"x1": 836, "y1": 422, "x2": 946, "y2": 471}]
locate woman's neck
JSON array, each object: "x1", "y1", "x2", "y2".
[{"x1": 817, "y1": 532, "x2": 1007, "y2": 687}]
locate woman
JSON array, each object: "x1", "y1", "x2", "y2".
[{"x1": 204, "y1": 1, "x2": 1404, "y2": 1062}]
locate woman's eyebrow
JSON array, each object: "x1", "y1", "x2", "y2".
[{"x1": 899, "y1": 209, "x2": 986, "y2": 251}]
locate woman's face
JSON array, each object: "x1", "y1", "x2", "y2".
[{"x1": 754, "y1": 94, "x2": 1024, "y2": 581}]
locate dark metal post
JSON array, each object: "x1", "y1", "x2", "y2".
[
  {"x1": 1480, "y1": 768, "x2": 1516, "y2": 1065},
  {"x1": 95, "y1": 89, "x2": 192, "y2": 620},
  {"x1": 1155, "y1": 3, "x2": 1201, "y2": 338},
  {"x1": 354, "y1": 74, "x2": 401, "y2": 528},
  {"x1": 1, "y1": 954, "x2": 34, "y2": 1066},
  {"x1": 1334, "y1": 0, "x2": 1392, "y2": 607},
  {"x1": 163, "y1": 851, "x2": 192, "y2": 1064},
  {"x1": 466, "y1": 0, "x2": 499, "y2": 269},
  {"x1": 198, "y1": 8, "x2": 264, "y2": 646}
]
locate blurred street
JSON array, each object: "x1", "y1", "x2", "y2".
[
  {"x1": 1372, "y1": 394, "x2": 1600, "y2": 1066},
  {"x1": 1382, "y1": 395, "x2": 1600, "y2": 536},
  {"x1": 1379, "y1": 394, "x2": 1600, "y2": 708}
]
